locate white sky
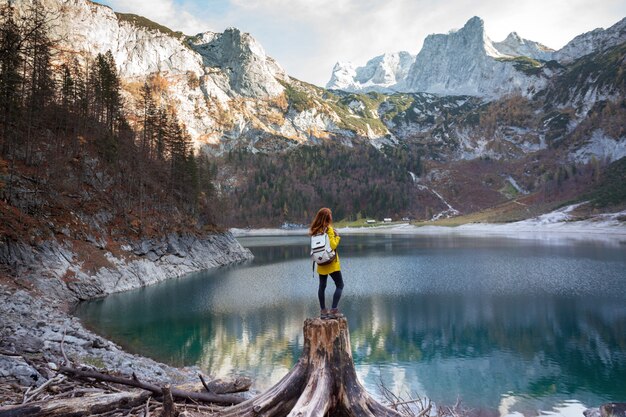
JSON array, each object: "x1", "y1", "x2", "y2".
[{"x1": 99, "y1": 0, "x2": 626, "y2": 87}]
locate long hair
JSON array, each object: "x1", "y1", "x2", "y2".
[{"x1": 309, "y1": 207, "x2": 333, "y2": 236}]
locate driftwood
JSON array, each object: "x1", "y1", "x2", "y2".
[
  {"x1": 0, "y1": 391, "x2": 150, "y2": 416},
  {"x1": 215, "y1": 317, "x2": 403, "y2": 417},
  {"x1": 199, "y1": 374, "x2": 253, "y2": 394},
  {"x1": 58, "y1": 366, "x2": 245, "y2": 406},
  {"x1": 22, "y1": 374, "x2": 65, "y2": 404}
]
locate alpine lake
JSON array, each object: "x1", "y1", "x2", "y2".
[{"x1": 75, "y1": 232, "x2": 626, "y2": 417}]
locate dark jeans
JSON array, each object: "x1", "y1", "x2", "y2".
[{"x1": 318, "y1": 271, "x2": 344, "y2": 309}]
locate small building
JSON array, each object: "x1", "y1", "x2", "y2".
[
  {"x1": 383, "y1": 218, "x2": 392, "y2": 223},
  {"x1": 401, "y1": 217, "x2": 410, "y2": 222},
  {"x1": 366, "y1": 219, "x2": 376, "y2": 224}
]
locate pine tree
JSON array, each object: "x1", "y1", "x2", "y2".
[
  {"x1": 140, "y1": 81, "x2": 157, "y2": 159},
  {"x1": 90, "y1": 51, "x2": 123, "y2": 161},
  {"x1": 154, "y1": 107, "x2": 168, "y2": 161},
  {"x1": 60, "y1": 64, "x2": 74, "y2": 112},
  {"x1": 91, "y1": 51, "x2": 122, "y2": 134},
  {"x1": 0, "y1": 3, "x2": 23, "y2": 153},
  {"x1": 24, "y1": 0, "x2": 54, "y2": 119}
]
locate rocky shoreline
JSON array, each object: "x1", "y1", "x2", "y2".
[{"x1": 0, "y1": 232, "x2": 253, "y2": 404}]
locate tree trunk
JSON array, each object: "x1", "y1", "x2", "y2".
[
  {"x1": 58, "y1": 366, "x2": 244, "y2": 406},
  {"x1": 215, "y1": 317, "x2": 402, "y2": 417}
]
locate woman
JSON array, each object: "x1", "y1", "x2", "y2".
[{"x1": 309, "y1": 207, "x2": 344, "y2": 319}]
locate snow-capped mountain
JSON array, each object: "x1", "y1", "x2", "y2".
[
  {"x1": 4, "y1": 0, "x2": 626, "y2": 224},
  {"x1": 327, "y1": 17, "x2": 553, "y2": 98},
  {"x1": 326, "y1": 16, "x2": 626, "y2": 99},
  {"x1": 402, "y1": 16, "x2": 549, "y2": 97},
  {"x1": 5, "y1": 0, "x2": 391, "y2": 149},
  {"x1": 5, "y1": 0, "x2": 625, "y2": 163},
  {"x1": 327, "y1": 52, "x2": 415, "y2": 92},
  {"x1": 493, "y1": 32, "x2": 554, "y2": 61},
  {"x1": 554, "y1": 17, "x2": 626, "y2": 63}
]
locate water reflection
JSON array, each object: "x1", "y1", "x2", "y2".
[{"x1": 76, "y1": 234, "x2": 626, "y2": 415}]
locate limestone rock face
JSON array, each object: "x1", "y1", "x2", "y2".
[
  {"x1": 0, "y1": 233, "x2": 253, "y2": 301},
  {"x1": 554, "y1": 17, "x2": 626, "y2": 63},
  {"x1": 327, "y1": 52, "x2": 415, "y2": 92},
  {"x1": 6, "y1": 0, "x2": 303, "y2": 151},
  {"x1": 325, "y1": 16, "x2": 626, "y2": 100},
  {"x1": 8, "y1": 0, "x2": 203, "y2": 77},
  {"x1": 189, "y1": 28, "x2": 287, "y2": 98},
  {"x1": 9, "y1": 0, "x2": 286, "y2": 99},
  {"x1": 403, "y1": 17, "x2": 547, "y2": 98},
  {"x1": 326, "y1": 17, "x2": 552, "y2": 98},
  {"x1": 327, "y1": 62, "x2": 358, "y2": 91},
  {"x1": 493, "y1": 32, "x2": 555, "y2": 61}
]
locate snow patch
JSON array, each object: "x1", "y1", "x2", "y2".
[
  {"x1": 413, "y1": 181, "x2": 460, "y2": 220},
  {"x1": 456, "y1": 129, "x2": 492, "y2": 160},
  {"x1": 326, "y1": 52, "x2": 415, "y2": 92},
  {"x1": 518, "y1": 203, "x2": 584, "y2": 225},
  {"x1": 506, "y1": 176, "x2": 528, "y2": 194},
  {"x1": 571, "y1": 129, "x2": 626, "y2": 163},
  {"x1": 337, "y1": 206, "x2": 626, "y2": 244}
]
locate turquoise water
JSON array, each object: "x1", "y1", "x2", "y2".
[{"x1": 75, "y1": 234, "x2": 626, "y2": 416}]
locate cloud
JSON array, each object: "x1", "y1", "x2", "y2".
[
  {"x1": 103, "y1": 0, "x2": 209, "y2": 35},
  {"x1": 99, "y1": 0, "x2": 626, "y2": 87},
  {"x1": 206, "y1": 0, "x2": 626, "y2": 86}
]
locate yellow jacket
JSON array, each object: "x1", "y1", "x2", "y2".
[{"x1": 316, "y1": 226, "x2": 341, "y2": 275}]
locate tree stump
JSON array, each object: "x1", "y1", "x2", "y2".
[{"x1": 215, "y1": 317, "x2": 402, "y2": 417}]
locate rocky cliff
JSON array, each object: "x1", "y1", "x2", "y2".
[
  {"x1": 3, "y1": 0, "x2": 625, "y2": 228},
  {"x1": 0, "y1": 230, "x2": 255, "y2": 395},
  {"x1": 327, "y1": 52, "x2": 415, "y2": 93},
  {"x1": 8, "y1": 0, "x2": 623, "y2": 154},
  {"x1": 402, "y1": 17, "x2": 549, "y2": 98},
  {"x1": 5, "y1": 0, "x2": 394, "y2": 152},
  {"x1": 325, "y1": 16, "x2": 625, "y2": 99},
  {"x1": 0, "y1": 229, "x2": 253, "y2": 385},
  {"x1": 1, "y1": 233, "x2": 253, "y2": 302},
  {"x1": 326, "y1": 17, "x2": 554, "y2": 97},
  {"x1": 188, "y1": 28, "x2": 287, "y2": 98},
  {"x1": 554, "y1": 17, "x2": 626, "y2": 63},
  {"x1": 492, "y1": 32, "x2": 554, "y2": 61}
]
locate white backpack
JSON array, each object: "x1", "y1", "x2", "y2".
[{"x1": 310, "y1": 230, "x2": 336, "y2": 266}]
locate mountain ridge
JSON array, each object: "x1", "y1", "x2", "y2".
[
  {"x1": 1, "y1": 0, "x2": 625, "y2": 227},
  {"x1": 327, "y1": 15, "x2": 626, "y2": 98}
]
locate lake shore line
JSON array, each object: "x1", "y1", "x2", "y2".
[
  {"x1": 231, "y1": 208, "x2": 626, "y2": 243},
  {"x1": 0, "y1": 232, "x2": 254, "y2": 408}
]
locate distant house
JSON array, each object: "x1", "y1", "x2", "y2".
[
  {"x1": 401, "y1": 217, "x2": 410, "y2": 222},
  {"x1": 366, "y1": 219, "x2": 376, "y2": 224},
  {"x1": 383, "y1": 218, "x2": 392, "y2": 223}
]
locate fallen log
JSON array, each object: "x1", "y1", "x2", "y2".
[
  {"x1": 215, "y1": 316, "x2": 403, "y2": 417},
  {"x1": 0, "y1": 391, "x2": 150, "y2": 417},
  {"x1": 58, "y1": 366, "x2": 245, "y2": 406},
  {"x1": 200, "y1": 375, "x2": 252, "y2": 394}
]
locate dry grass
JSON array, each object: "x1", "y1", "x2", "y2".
[{"x1": 413, "y1": 194, "x2": 565, "y2": 227}]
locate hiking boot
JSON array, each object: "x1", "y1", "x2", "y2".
[
  {"x1": 329, "y1": 308, "x2": 344, "y2": 319},
  {"x1": 320, "y1": 309, "x2": 331, "y2": 319}
]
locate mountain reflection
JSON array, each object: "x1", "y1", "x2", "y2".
[
  {"x1": 78, "y1": 291, "x2": 626, "y2": 406},
  {"x1": 76, "y1": 234, "x2": 626, "y2": 412}
]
